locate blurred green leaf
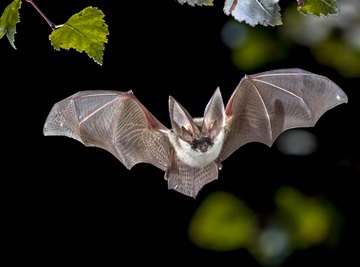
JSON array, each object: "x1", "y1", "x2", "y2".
[
  {"x1": 176, "y1": 0, "x2": 214, "y2": 6},
  {"x1": 297, "y1": 0, "x2": 340, "y2": 16},
  {"x1": 49, "y1": 6, "x2": 109, "y2": 65},
  {"x1": 312, "y1": 39, "x2": 360, "y2": 78},
  {"x1": 231, "y1": 27, "x2": 288, "y2": 71},
  {"x1": 188, "y1": 191, "x2": 256, "y2": 251},
  {"x1": 0, "y1": 0, "x2": 22, "y2": 49},
  {"x1": 275, "y1": 187, "x2": 332, "y2": 248}
]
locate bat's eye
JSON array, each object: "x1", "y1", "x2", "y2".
[{"x1": 191, "y1": 136, "x2": 213, "y2": 153}]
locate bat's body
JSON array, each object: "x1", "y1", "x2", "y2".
[
  {"x1": 44, "y1": 69, "x2": 347, "y2": 197},
  {"x1": 167, "y1": 117, "x2": 225, "y2": 168}
]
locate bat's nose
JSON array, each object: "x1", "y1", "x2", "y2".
[{"x1": 198, "y1": 142, "x2": 210, "y2": 153}]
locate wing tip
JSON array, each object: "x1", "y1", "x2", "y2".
[
  {"x1": 43, "y1": 122, "x2": 51, "y2": 136},
  {"x1": 337, "y1": 92, "x2": 348, "y2": 104}
]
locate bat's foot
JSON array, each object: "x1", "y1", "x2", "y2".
[{"x1": 164, "y1": 148, "x2": 176, "y2": 180}]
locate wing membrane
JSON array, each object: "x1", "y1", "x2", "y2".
[
  {"x1": 44, "y1": 90, "x2": 171, "y2": 171},
  {"x1": 221, "y1": 69, "x2": 348, "y2": 160}
]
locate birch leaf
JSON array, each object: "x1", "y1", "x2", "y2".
[
  {"x1": 223, "y1": 0, "x2": 282, "y2": 26},
  {"x1": 0, "y1": 0, "x2": 22, "y2": 49},
  {"x1": 297, "y1": 0, "x2": 340, "y2": 16},
  {"x1": 49, "y1": 6, "x2": 109, "y2": 65},
  {"x1": 176, "y1": 0, "x2": 214, "y2": 6}
]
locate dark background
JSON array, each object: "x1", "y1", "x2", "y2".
[{"x1": 2, "y1": 0, "x2": 358, "y2": 265}]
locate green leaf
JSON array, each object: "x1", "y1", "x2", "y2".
[
  {"x1": 297, "y1": 0, "x2": 339, "y2": 16},
  {"x1": 0, "y1": 0, "x2": 22, "y2": 49},
  {"x1": 49, "y1": 6, "x2": 109, "y2": 65},
  {"x1": 188, "y1": 191, "x2": 256, "y2": 251}
]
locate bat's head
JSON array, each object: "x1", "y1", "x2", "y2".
[{"x1": 169, "y1": 88, "x2": 225, "y2": 154}]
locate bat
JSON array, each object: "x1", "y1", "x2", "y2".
[{"x1": 43, "y1": 69, "x2": 348, "y2": 198}]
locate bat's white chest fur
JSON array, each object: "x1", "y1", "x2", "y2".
[{"x1": 168, "y1": 128, "x2": 225, "y2": 168}]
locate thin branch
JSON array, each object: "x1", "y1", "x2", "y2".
[{"x1": 25, "y1": 0, "x2": 57, "y2": 29}]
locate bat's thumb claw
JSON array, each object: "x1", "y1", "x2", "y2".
[{"x1": 216, "y1": 160, "x2": 223, "y2": 170}]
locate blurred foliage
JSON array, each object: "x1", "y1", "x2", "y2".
[
  {"x1": 189, "y1": 191, "x2": 256, "y2": 251},
  {"x1": 0, "y1": 0, "x2": 21, "y2": 49},
  {"x1": 189, "y1": 187, "x2": 343, "y2": 266},
  {"x1": 275, "y1": 187, "x2": 341, "y2": 248},
  {"x1": 222, "y1": 0, "x2": 360, "y2": 77},
  {"x1": 221, "y1": 21, "x2": 289, "y2": 70}
]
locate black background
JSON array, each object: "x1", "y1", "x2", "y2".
[{"x1": 2, "y1": 0, "x2": 358, "y2": 265}]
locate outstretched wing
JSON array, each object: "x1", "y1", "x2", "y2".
[
  {"x1": 43, "y1": 90, "x2": 172, "y2": 171},
  {"x1": 221, "y1": 68, "x2": 348, "y2": 161}
]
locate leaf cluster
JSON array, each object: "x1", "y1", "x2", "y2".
[
  {"x1": 0, "y1": 0, "x2": 341, "y2": 65},
  {"x1": 177, "y1": 0, "x2": 340, "y2": 27},
  {"x1": 0, "y1": 0, "x2": 108, "y2": 65}
]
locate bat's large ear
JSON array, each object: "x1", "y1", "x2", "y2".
[
  {"x1": 202, "y1": 87, "x2": 225, "y2": 139},
  {"x1": 169, "y1": 96, "x2": 200, "y2": 142}
]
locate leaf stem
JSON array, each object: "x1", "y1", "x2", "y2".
[{"x1": 25, "y1": 0, "x2": 56, "y2": 29}]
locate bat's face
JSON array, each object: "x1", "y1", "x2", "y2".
[
  {"x1": 168, "y1": 88, "x2": 226, "y2": 168},
  {"x1": 190, "y1": 135, "x2": 213, "y2": 153}
]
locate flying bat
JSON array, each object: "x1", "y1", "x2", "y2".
[{"x1": 43, "y1": 69, "x2": 348, "y2": 197}]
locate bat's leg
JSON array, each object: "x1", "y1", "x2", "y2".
[{"x1": 164, "y1": 148, "x2": 176, "y2": 180}]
